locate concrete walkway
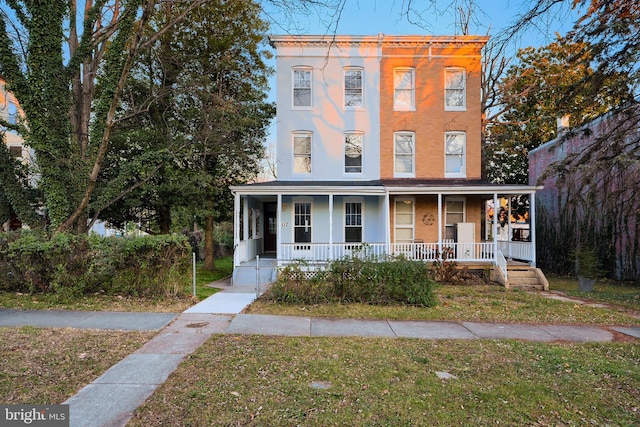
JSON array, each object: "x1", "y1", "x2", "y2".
[{"x1": 1, "y1": 281, "x2": 639, "y2": 427}]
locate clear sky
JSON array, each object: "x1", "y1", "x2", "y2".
[{"x1": 264, "y1": 1, "x2": 580, "y2": 50}]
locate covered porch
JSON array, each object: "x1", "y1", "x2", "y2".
[{"x1": 230, "y1": 181, "x2": 540, "y2": 282}]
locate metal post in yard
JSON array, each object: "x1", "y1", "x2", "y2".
[
  {"x1": 255, "y1": 255, "x2": 260, "y2": 297},
  {"x1": 192, "y1": 252, "x2": 197, "y2": 297}
]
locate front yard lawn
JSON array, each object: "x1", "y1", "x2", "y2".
[
  {"x1": 0, "y1": 327, "x2": 155, "y2": 404},
  {"x1": 129, "y1": 335, "x2": 640, "y2": 426},
  {"x1": 248, "y1": 281, "x2": 640, "y2": 326}
]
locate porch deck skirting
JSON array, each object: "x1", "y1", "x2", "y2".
[{"x1": 278, "y1": 241, "x2": 534, "y2": 264}]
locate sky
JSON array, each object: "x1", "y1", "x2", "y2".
[{"x1": 263, "y1": 0, "x2": 581, "y2": 52}]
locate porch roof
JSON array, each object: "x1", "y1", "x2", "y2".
[
  {"x1": 230, "y1": 180, "x2": 386, "y2": 196},
  {"x1": 231, "y1": 179, "x2": 541, "y2": 196},
  {"x1": 381, "y1": 179, "x2": 541, "y2": 195}
]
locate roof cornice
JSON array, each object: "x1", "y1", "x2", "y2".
[{"x1": 268, "y1": 34, "x2": 489, "y2": 49}]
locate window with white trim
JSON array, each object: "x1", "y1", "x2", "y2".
[
  {"x1": 394, "y1": 198, "x2": 415, "y2": 243},
  {"x1": 394, "y1": 132, "x2": 415, "y2": 177},
  {"x1": 8, "y1": 145, "x2": 22, "y2": 158},
  {"x1": 445, "y1": 132, "x2": 466, "y2": 177},
  {"x1": 394, "y1": 68, "x2": 415, "y2": 111},
  {"x1": 292, "y1": 68, "x2": 311, "y2": 107},
  {"x1": 445, "y1": 68, "x2": 466, "y2": 111},
  {"x1": 294, "y1": 202, "x2": 312, "y2": 243},
  {"x1": 293, "y1": 132, "x2": 312, "y2": 174},
  {"x1": 344, "y1": 132, "x2": 363, "y2": 174},
  {"x1": 344, "y1": 202, "x2": 362, "y2": 242},
  {"x1": 445, "y1": 198, "x2": 465, "y2": 240},
  {"x1": 344, "y1": 68, "x2": 363, "y2": 108}
]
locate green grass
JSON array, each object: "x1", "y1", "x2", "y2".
[
  {"x1": 548, "y1": 275, "x2": 640, "y2": 310},
  {"x1": 129, "y1": 336, "x2": 640, "y2": 426},
  {"x1": 249, "y1": 281, "x2": 640, "y2": 326},
  {"x1": 191, "y1": 257, "x2": 233, "y2": 299}
]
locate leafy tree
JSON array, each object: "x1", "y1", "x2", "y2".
[
  {"x1": 484, "y1": 35, "x2": 633, "y2": 184},
  {"x1": 0, "y1": 0, "x2": 209, "y2": 233},
  {"x1": 99, "y1": 0, "x2": 274, "y2": 269}
]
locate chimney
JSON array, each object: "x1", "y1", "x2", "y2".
[{"x1": 557, "y1": 115, "x2": 570, "y2": 136}]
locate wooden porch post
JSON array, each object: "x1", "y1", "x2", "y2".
[
  {"x1": 530, "y1": 192, "x2": 537, "y2": 267},
  {"x1": 328, "y1": 194, "x2": 334, "y2": 260},
  {"x1": 385, "y1": 190, "x2": 390, "y2": 254},
  {"x1": 233, "y1": 192, "x2": 240, "y2": 266},
  {"x1": 277, "y1": 193, "x2": 282, "y2": 263},
  {"x1": 493, "y1": 192, "x2": 499, "y2": 263},
  {"x1": 437, "y1": 193, "x2": 443, "y2": 258}
]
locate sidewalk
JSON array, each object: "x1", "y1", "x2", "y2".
[{"x1": 1, "y1": 282, "x2": 639, "y2": 427}]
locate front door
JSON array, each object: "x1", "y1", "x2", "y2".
[{"x1": 264, "y1": 202, "x2": 277, "y2": 253}]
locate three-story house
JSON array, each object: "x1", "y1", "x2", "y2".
[{"x1": 231, "y1": 34, "x2": 543, "y2": 289}]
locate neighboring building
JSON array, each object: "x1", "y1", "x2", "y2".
[
  {"x1": 231, "y1": 34, "x2": 543, "y2": 288},
  {"x1": 1, "y1": 78, "x2": 32, "y2": 231},
  {"x1": 529, "y1": 105, "x2": 640, "y2": 280},
  {"x1": 0, "y1": 78, "x2": 28, "y2": 161}
]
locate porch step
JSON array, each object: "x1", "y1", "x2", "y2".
[
  {"x1": 232, "y1": 262, "x2": 277, "y2": 287},
  {"x1": 507, "y1": 267, "x2": 548, "y2": 291}
]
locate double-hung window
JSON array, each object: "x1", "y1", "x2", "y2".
[
  {"x1": 293, "y1": 132, "x2": 312, "y2": 174},
  {"x1": 445, "y1": 198, "x2": 465, "y2": 240},
  {"x1": 445, "y1": 132, "x2": 466, "y2": 177},
  {"x1": 344, "y1": 132, "x2": 363, "y2": 174},
  {"x1": 394, "y1": 132, "x2": 415, "y2": 177},
  {"x1": 344, "y1": 202, "x2": 362, "y2": 243},
  {"x1": 344, "y1": 68, "x2": 363, "y2": 108},
  {"x1": 445, "y1": 68, "x2": 466, "y2": 111},
  {"x1": 294, "y1": 202, "x2": 312, "y2": 243},
  {"x1": 394, "y1": 198, "x2": 415, "y2": 243},
  {"x1": 293, "y1": 68, "x2": 311, "y2": 107},
  {"x1": 394, "y1": 68, "x2": 415, "y2": 111}
]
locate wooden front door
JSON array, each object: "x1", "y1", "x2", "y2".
[{"x1": 264, "y1": 202, "x2": 277, "y2": 253}]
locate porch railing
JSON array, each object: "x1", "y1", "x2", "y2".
[
  {"x1": 280, "y1": 241, "x2": 501, "y2": 263},
  {"x1": 497, "y1": 241, "x2": 533, "y2": 262}
]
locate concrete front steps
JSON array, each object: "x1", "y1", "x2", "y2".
[{"x1": 507, "y1": 266, "x2": 549, "y2": 291}]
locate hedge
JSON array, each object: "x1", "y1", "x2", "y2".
[{"x1": 0, "y1": 231, "x2": 191, "y2": 298}]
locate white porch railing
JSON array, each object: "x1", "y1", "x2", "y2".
[
  {"x1": 280, "y1": 241, "x2": 506, "y2": 263},
  {"x1": 497, "y1": 241, "x2": 533, "y2": 262},
  {"x1": 496, "y1": 249, "x2": 508, "y2": 280}
]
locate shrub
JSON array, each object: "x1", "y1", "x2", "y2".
[
  {"x1": 263, "y1": 254, "x2": 437, "y2": 307},
  {"x1": 0, "y1": 231, "x2": 191, "y2": 298}
]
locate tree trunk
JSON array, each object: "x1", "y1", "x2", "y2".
[
  {"x1": 203, "y1": 215, "x2": 216, "y2": 271},
  {"x1": 158, "y1": 204, "x2": 172, "y2": 234}
]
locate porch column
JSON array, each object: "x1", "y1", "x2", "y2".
[
  {"x1": 493, "y1": 192, "x2": 499, "y2": 262},
  {"x1": 277, "y1": 193, "x2": 282, "y2": 263},
  {"x1": 328, "y1": 194, "x2": 334, "y2": 260},
  {"x1": 507, "y1": 196, "x2": 513, "y2": 244},
  {"x1": 233, "y1": 192, "x2": 240, "y2": 266},
  {"x1": 384, "y1": 190, "x2": 391, "y2": 254},
  {"x1": 437, "y1": 193, "x2": 443, "y2": 258},
  {"x1": 530, "y1": 192, "x2": 537, "y2": 267}
]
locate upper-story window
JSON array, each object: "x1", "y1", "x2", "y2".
[
  {"x1": 292, "y1": 67, "x2": 312, "y2": 108},
  {"x1": 445, "y1": 68, "x2": 466, "y2": 111},
  {"x1": 293, "y1": 132, "x2": 312, "y2": 174},
  {"x1": 394, "y1": 132, "x2": 415, "y2": 177},
  {"x1": 445, "y1": 132, "x2": 466, "y2": 177},
  {"x1": 7, "y1": 100, "x2": 17, "y2": 125},
  {"x1": 344, "y1": 132, "x2": 363, "y2": 174},
  {"x1": 344, "y1": 68, "x2": 363, "y2": 108},
  {"x1": 8, "y1": 145, "x2": 22, "y2": 158},
  {"x1": 394, "y1": 68, "x2": 415, "y2": 111}
]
